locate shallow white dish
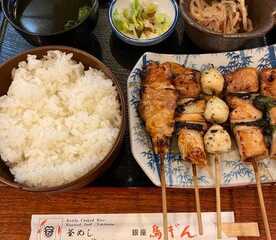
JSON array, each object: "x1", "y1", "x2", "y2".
[
  {"x1": 108, "y1": 0, "x2": 179, "y2": 46},
  {"x1": 128, "y1": 44, "x2": 276, "y2": 188}
]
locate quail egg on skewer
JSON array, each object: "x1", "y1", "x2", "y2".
[
  {"x1": 204, "y1": 124, "x2": 231, "y2": 239},
  {"x1": 204, "y1": 96, "x2": 229, "y2": 124},
  {"x1": 201, "y1": 68, "x2": 224, "y2": 95},
  {"x1": 204, "y1": 124, "x2": 232, "y2": 154}
]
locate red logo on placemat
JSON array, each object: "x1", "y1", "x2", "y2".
[
  {"x1": 37, "y1": 218, "x2": 62, "y2": 240},
  {"x1": 149, "y1": 224, "x2": 196, "y2": 239}
]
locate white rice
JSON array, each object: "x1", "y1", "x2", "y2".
[{"x1": 0, "y1": 50, "x2": 121, "y2": 188}]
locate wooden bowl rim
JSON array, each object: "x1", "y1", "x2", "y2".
[{"x1": 0, "y1": 46, "x2": 126, "y2": 192}]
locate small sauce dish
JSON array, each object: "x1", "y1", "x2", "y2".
[{"x1": 109, "y1": 0, "x2": 179, "y2": 47}]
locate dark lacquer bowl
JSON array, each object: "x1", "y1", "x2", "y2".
[
  {"x1": 0, "y1": 46, "x2": 126, "y2": 192},
  {"x1": 1, "y1": 0, "x2": 99, "y2": 46},
  {"x1": 180, "y1": 0, "x2": 276, "y2": 52}
]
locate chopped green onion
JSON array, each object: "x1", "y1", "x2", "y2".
[{"x1": 112, "y1": 0, "x2": 171, "y2": 39}]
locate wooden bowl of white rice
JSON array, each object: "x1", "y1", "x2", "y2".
[{"x1": 0, "y1": 46, "x2": 126, "y2": 192}]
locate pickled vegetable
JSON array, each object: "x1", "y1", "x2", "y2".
[{"x1": 112, "y1": 0, "x2": 171, "y2": 39}]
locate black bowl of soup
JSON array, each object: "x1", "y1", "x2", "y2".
[{"x1": 2, "y1": 0, "x2": 99, "y2": 46}]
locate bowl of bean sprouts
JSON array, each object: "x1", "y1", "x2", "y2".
[{"x1": 180, "y1": 0, "x2": 276, "y2": 51}]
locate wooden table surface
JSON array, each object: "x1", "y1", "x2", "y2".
[
  {"x1": 1, "y1": 183, "x2": 276, "y2": 240},
  {"x1": 1, "y1": 2, "x2": 276, "y2": 240}
]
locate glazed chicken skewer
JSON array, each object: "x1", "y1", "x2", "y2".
[
  {"x1": 169, "y1": 63, "x2": 207, "y2": 235},
  {"x1": 139, "y1": 63, "x2": 178, "y2": 240},
  {"x1": 226, "y1": 68, "x2": 272, "y2": 240}
]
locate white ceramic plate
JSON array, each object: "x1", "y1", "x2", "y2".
[{"x1": 128, "y1": 44, "x2": 276, "y2": 188}]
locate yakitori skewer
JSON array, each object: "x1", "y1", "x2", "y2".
[
  {"x1": 226, "y1": 67, "x2": 272, "y2": 240},
  {"x1": 233, "y1": 125, "x2": 271, "y2": 240},
  {"x1": 169, "y1": 63, "x2": 206, "y2": 235},
  {"x1": 175, "y1": 98, "x2": 208, "y2": 236},
  {"x1": 139, "y1": 62, "x2": 178, "y2": 240},
  {"x1": 200, "y1": 67, "x2": 230, "y2": 239},
  {"x1": 204, "y1": 124, "x2": 232, "y2": 239}
]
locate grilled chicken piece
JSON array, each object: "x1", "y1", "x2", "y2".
[
  {"x1": 269, "y1": 107, "x2": 276, "y2": 125},
  {"x1": 234, "y1": 125, "x2": 268, "y2": 162},
  {"x1": 173, "y1": 71, "x2": 201, "y2": 98},
  {"x1": 176, "y1": 99, "x2": 207, "y2": 129},
  {"x1": 166, "y1": 62, "x2": 201, "y2": 98},
  {"x1": 142, "y1": 62, "x2": 173, "y2": 90},
  {"x1": 260, "y1": 69, "x2": 276, "y2": 99},
  {"x1": 225, "y1": 68, "x2": 259, "y2": 93},
  {"x1": 174, "y1": 96, "x2": 207, "y2": 165},
  {"x1": 178, "y1": 128, "x2": 207, "y2": 166},
  {"x1": 167, "y1": 62, "x2": 189, "y2": 76},
  {"x1": 139, "y1": 63, "x2": 177, "y2": 154},
  {"x1": 268, "y1": 107, "x2": 276, "y2": 159},
  {"x1": 177, "y1": 99, "x2": 206, "y2": 114},
  {"x1": 270, "y1": 132, "x2": 276, "y2": 159},
  {"x1": 176, "y1": 114, "x2": 207, "y2": 128},
  {"x1": 227, "y1": 96, "x2": 263, "y2": 123}
]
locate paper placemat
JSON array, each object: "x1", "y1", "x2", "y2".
[{"x1": 30, "y1": 212, "x2": 236, "y2": 240}]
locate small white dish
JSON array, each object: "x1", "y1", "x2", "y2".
[{"x1": 108, "y1": 0, "x2": 179, "y2": 46}]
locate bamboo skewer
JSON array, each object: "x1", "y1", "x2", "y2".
[
  {"x1": 159, "y1": 153, "x2": 169, "y2": 240},
  {"x1": 215, "y1": 153, "x2": 222, "y2": 239},
  {"x1": 192, "y1": 164, "x2": 204, "y2": 235},
  {"x1": 252, "y1": 159, "x2": 272, "y2": 240}
]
